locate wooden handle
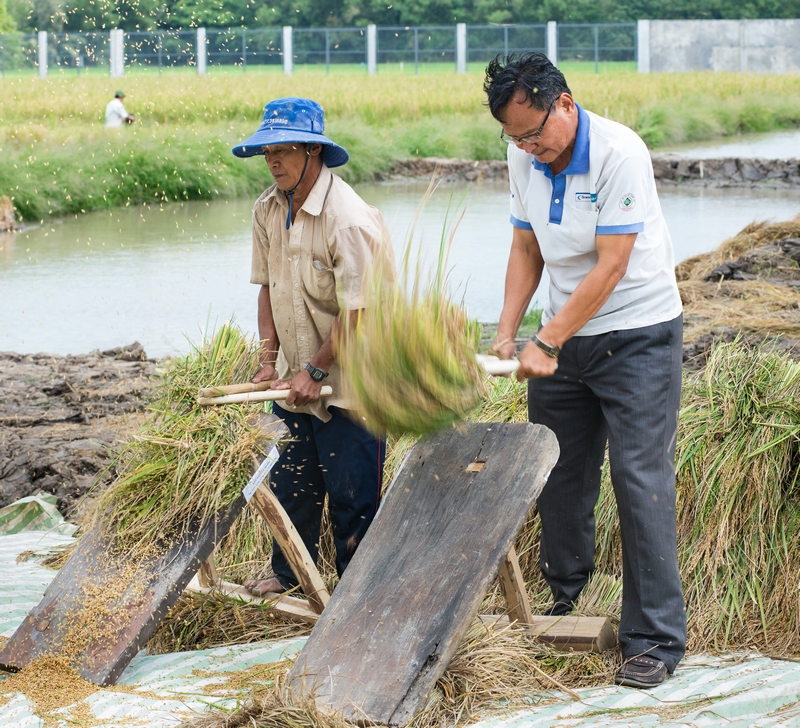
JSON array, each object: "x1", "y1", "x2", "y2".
[
  {"x1": 198, "y1": 381, "x2": 273, "y2": 398},
  {"x1": 198, "y1": 385, "x2": 333, "y2": 406},
  {"x1": 476, "y1": 354, "x2": 520, "y2": 376}
]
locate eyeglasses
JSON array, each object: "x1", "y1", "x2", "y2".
[{"x1": 500, "y1": 97, "x2": 558, "y2": 145}]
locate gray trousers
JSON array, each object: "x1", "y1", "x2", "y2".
[{"x1": 528, "y1": 315, "x2": 686, "y2": 671}]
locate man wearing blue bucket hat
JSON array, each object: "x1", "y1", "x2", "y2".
[{"x1": 233, "y1": 97, "x2": 395, "y2": 597}]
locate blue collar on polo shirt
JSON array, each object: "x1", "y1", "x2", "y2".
[{"x1": 532, "y1": 103, "x2": 590, "y2": 225}]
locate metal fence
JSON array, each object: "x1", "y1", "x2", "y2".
[
  {"x1": 466, "y1": 24, "x2": 547, "y2": 63},
  {"x1": 0, "y1": 23, "x2": 637, "y2": 77},
  {"x1": 126, "y1": 30, "x2": 196, "y2": 70},
  {"x1": 558, "y1": 23, "x2": 636, "y2": 69}
]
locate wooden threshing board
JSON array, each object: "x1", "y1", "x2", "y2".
[
  {"x1": 0, "y1": 413, "x2": 290, "y2": 686},
  {"x1": 289, "y1": 421, "x2": 560, "y2": 726}
]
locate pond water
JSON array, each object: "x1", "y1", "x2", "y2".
[
  {"x1": 660, "y1": 128, "x2": 800, "y2": 159},
  {"x1": 2, "y1": 180, "x2": 800, "y2": 358}
]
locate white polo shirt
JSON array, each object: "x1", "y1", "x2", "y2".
[{"x1": 509, "y1": 104, "x2": 682, "y2": 336}]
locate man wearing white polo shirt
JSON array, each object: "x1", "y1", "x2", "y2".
[{"x1": 485, "y1": 52, "x2": 685, "y2": 688}]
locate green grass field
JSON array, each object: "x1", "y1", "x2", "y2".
[{"x1": 2, "y1": 68, "x2": 800, "y2": 221}]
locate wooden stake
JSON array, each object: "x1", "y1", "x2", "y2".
[
  {"x1": 478, "y1": 614, "x2": 618, "y2": 653},
  {"x1": 186, "y1": 576, "x2": 320, "y2": 625},
  {"x1": 198, "y1": 554, "x2": 219, "y2": 588},
  {"x1": 248, "y1": 483, "x2": 330, "y2": 614},
  {"x1": 497, "y1": 547, "x2": 533, "y2": 626}
]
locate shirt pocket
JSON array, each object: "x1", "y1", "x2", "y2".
[
  {"x1": 304, "y1": 259, "x2": 337, "y2": 302},
  {"x1": 561, "y1": 206, "x2": 599, "y2": 254}
]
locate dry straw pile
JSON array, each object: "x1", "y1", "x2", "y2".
[
  {"x1": 677, "y1": 215, "x2": 800, "y2": 348},
  {"x1": 184, "y1": 621, "x2": 615, "y2": 728}
]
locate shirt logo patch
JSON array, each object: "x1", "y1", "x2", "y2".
[
  {"x1": 575, "y1": 192, "x2": 597, "y2": 203},
  {"x1": 619, "y1": 193, "x2": 636, "y2": 211}
]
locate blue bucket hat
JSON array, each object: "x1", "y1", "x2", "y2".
[{"x1": 231, "y1": 97, "x2": 349, "y2": 168}]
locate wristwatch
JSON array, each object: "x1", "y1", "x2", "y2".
[
  {"x1": 304, "y1": 363, "x2": 329, "y2": 382},
  {"x1": 532, "y1": 334, "x2": 560, "y2": 359}
]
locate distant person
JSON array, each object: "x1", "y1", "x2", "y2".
[
  {"x1": 105, "y1": 91, "x2": 134, "y2": 128},
  {"x1": 231, "y1": 97, "x2": 395, "y2": 597}
]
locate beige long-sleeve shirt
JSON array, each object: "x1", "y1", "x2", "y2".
[{"x1": 250, "y1": 164, "x2": 394, "y2": 422}]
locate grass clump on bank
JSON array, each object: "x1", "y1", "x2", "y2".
[
  {"x1": 86, "y1": 322, "x2": 274, "y2": 552},
  {"x1": 3, "y1": 71, "x2": 800, "y2": 221},
  {"x1": 0, "y1": 125, "x2": 269, "y2": 221}
]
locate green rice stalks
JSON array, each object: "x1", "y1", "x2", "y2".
[
  {"x1": 86, "y1": 322, "x2": 276, "y2": 554},
  {"x1": 338, "y1": 182, "x2": 487, "y2": 438},
  {"x1": 675, "y1": 339, "x2": 800, "y2": 652}
]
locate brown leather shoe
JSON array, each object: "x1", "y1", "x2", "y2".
[
  {"x1": 243, "y1": 577, "x2": 286, "y2": 596},
  {"x1": 614, "y1": 655, "x2": 668, "y2": 688}
]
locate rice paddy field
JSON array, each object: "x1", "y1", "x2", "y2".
[{"x1": 3, "y1": 69, "x2": 800, "y2": 220}]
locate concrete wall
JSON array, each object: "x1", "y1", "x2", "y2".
[{"x1": 639, "y1": 19, "x2": 800, "y2": 73}]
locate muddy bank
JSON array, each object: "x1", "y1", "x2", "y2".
[
  {"x1": 652, "y1": 155, "x2": 800, "y2": 188},
  {"x1": 383, "y1": 155, "x2": 800, "y2": 188},
  {"x1": 0, "y1": 343, "x2": 157, "y2": 517}
]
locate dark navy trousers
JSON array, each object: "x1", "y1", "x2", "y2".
[
  {"x1": 269, "y1": 404, "x2": 385, "y2": 590},
  {"x1": 528, "y1": 315, "x2": 686, "y2": 671}
]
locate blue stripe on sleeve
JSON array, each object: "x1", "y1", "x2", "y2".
[
  {"x1": 510, "y1": 215, "x2": 533, "y2": 230},
  {"x1": 596, "y1": 222, "x2": 644, "y2": 235}
]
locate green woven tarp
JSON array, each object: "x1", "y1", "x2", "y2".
[{"x1": 0, "y1": 493, "x2": 76, "y2": 536}]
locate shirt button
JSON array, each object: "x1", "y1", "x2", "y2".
[
  {"x1": 555, "y1": 198, "x2": 560, "y2": 204},
  {"x1": 300, "y1": 336, "x2": 305, "y2": 341},
  {"x1": 294, "y1": 283, "x2": 299, "y2": 288},
  {"x1": 293, "y1": 255, "x2": 298, "y2": 260}
]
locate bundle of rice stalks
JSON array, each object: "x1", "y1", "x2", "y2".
[
  {"x1": 676, "y1": 340, "x2": 800, "y2": 652},
  {"x1": 679, "y1": 277, "x2": 800, "y2": 345},
  {"x1": 337, "y1": 184, "x2": 487, "y2": 438},
  {"x1": 85, "y1": 322, "x2": 275, "y2": 553}
]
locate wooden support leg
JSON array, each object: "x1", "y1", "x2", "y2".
[
  {"x1": 249, "y1": 482, "x2": 330, "y2": 614},
  {"x1": 497, "y1": 546, "x2": 534, "y2": 626},
  {"x1": 197, "y1": 554, "x2": 219, "y2": 588}
]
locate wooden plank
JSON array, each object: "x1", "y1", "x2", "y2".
[
  {"x1": 478, "y1": 614, "x2": 618, "y2": 653},
  {"x1": 248, "y1": 483, "x2": 330, "y2": 614},
  {"x1": 185, "y1": 576, "x2": 319, "y2": 625},
  {"x1": 289, "y1": 422, "x2": 559, "y2": 726},
  {"x1": 497, "y1": 547, "x2": 533, "y2": 626},
  {"x1": 0, "y1": 413, "x2": 290, "y2": 686}
]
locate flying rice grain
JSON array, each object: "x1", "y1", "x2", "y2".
[{"x1": 337, "y1": 181, "x2": 487, "y2": 438}]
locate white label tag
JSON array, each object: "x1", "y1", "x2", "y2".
[{"x1": 242, "y1": 445, "x2": 280, "y2": 502}]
